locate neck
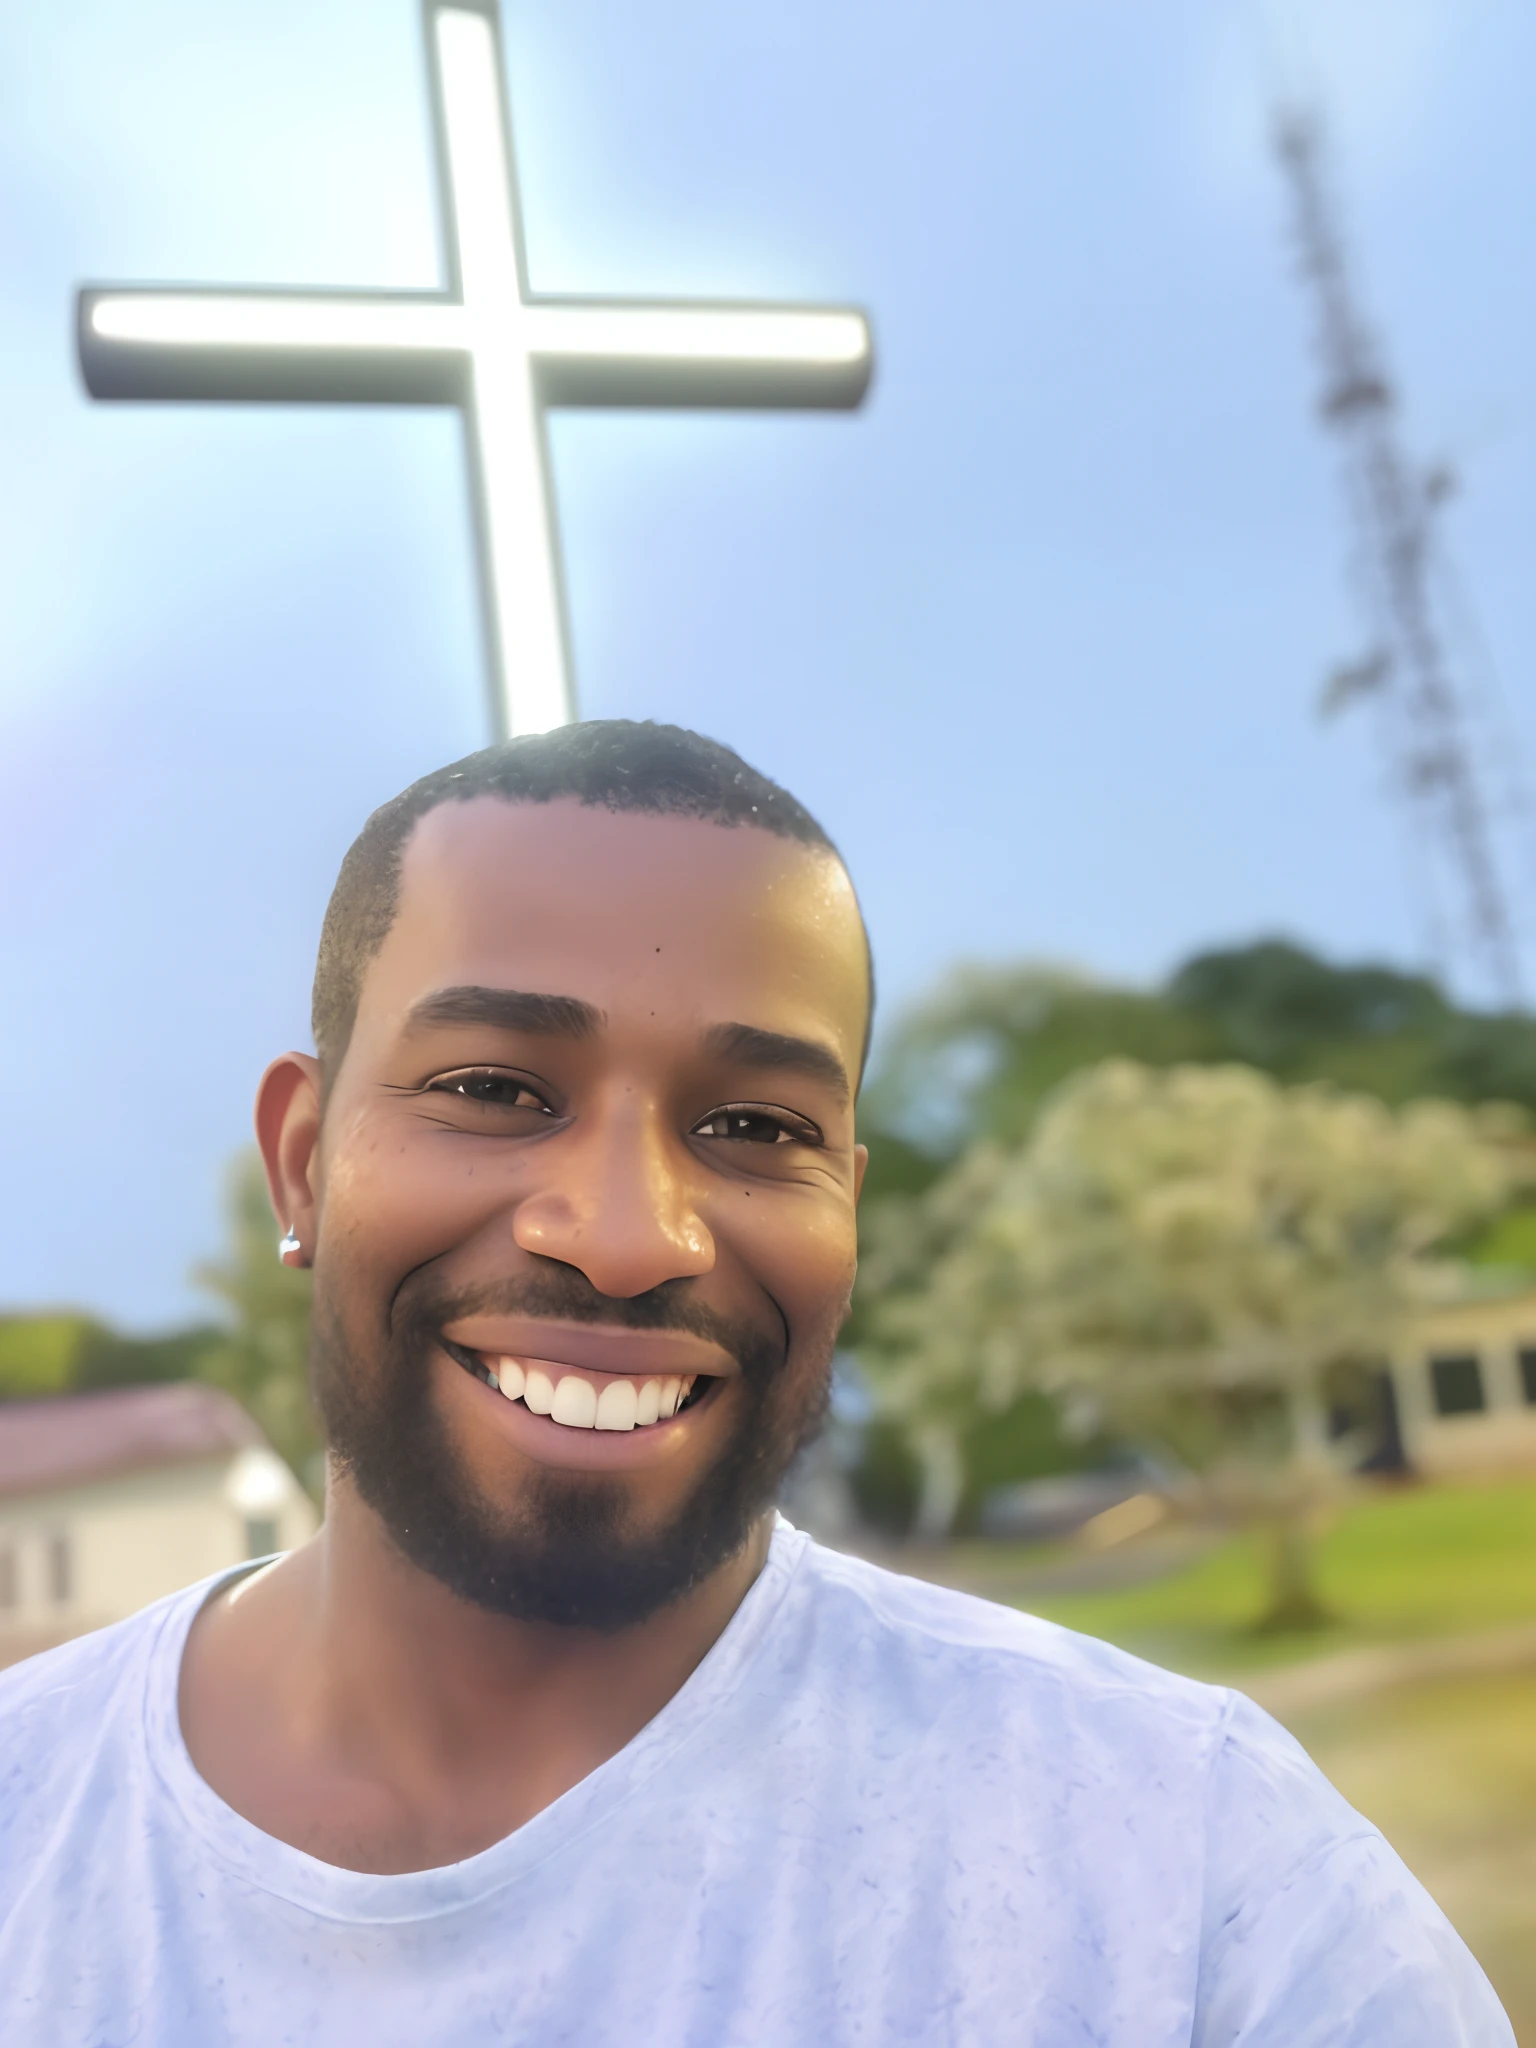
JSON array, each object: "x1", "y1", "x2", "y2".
[
  {"x1": 318, "y1": 1473, "x2": 770, "y2": 1739},
  {"x1": 179, "y1": 1473, "x2": 773, "y2": 1872}
]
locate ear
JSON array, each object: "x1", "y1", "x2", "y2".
[
  {"x1": 852, "y1": 1142, "x2": 868, "y2": 1206},
  {"x1": 254, "y1": 1053, "x2": 324, "y2": 1266}
]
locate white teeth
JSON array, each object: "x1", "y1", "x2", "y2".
[
  {"x1": 484, "y1": 1356, "x2": 706, "y2": 1428},
  {"x1": 550, "y1": 1374, "x2": 598, "y2": 1428},
  {"x1": 595, "y1": 1379, "x2": 639, "y2": 1432}
]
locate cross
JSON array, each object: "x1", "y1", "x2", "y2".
[{"x1": 77, "y1": 0, "x2": 873, "y2": 737}]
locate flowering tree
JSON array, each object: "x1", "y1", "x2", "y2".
[{"x1": 857, "y1": 1061, "x2": 1518, "y2": 1623}]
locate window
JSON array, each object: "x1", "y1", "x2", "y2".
[
  {"x1": 1518, "y1": 1348, "x2": 1536, "y2": 1406},
  {"x1": 0, "y1": 1542, "x2": 16, "y2": 1611},
  {"x1": 244, "y1": 1516, "x2": 280, "y2": 1560},
  {"x1": 1429, "y1": 1354, "x2": 1485, "y2": 1417},
  {"x1": 46, "y1": 1532, "x2": 72, "y2": 1605}
]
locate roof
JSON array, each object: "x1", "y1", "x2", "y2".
[
  {"x1": 0, "y1": 1382, "x2": 264, "y2": 1501},
  {"x1": 1407, "y1": 1281, "x2": 1536, "y2": 1345}
]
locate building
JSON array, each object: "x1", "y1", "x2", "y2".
[
  {"x1": 1388, "y1": 1286, "x2": 1536, "y2": 1479},
  {"x1": 0, "y1": 1381, "x2": 317, "y2": 1668}
]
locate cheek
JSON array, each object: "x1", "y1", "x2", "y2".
[
  {"x1": 318, "y1": 1121, "x2": 509, "y2": 1282},
  {"x1": 714, "y1": 1187, "x2": 859, "y2": 1333}
]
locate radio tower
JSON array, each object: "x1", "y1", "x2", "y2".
[{"x1": 1273, "y1": 102, "x2": 1526, "y2": 1006}]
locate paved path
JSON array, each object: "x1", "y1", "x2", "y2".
[
  {"x1": 850, "y1": 1526, "x2": 1220, "y2": 1599},
  {"x1": 1241, "y1": 1619, "x2": 1536, "y2": 1718}
]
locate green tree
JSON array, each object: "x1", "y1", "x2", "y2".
[
  {"x1": 0, "y1": 1316, "x2": 85, "y2": 1400},
  {"x1": 857, "y1": 1061, "x2": 1519, "y2": 1624},
  {"x1": 858, "y1": 941, "x2": 1536, "y2": 1192},
  {"x1": 859, "y1": 964, "x2": 1224, "y2": 1183},
  {"x1": 195, "y1": 1151, "x2": 322, "y2": 1500},
  {"x1": 0, "y1": 1313, "x2": 220, "y2": 1401}
]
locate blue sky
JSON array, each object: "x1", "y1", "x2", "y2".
[{"x1": 3, "y1": 0, "x2": 1535, "y2": 1328}]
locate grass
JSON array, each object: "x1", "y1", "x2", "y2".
[{"x1": 1019, "y1": 1478, "x2": 1536, "y2": 1678}]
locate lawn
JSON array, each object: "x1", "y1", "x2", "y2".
[{"x1": 1023, "y1": 1477, "x2": 1536, "y2": 1678}]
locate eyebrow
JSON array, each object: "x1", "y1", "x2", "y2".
[
  {"x1": 402, "y1": 989, "x2": 849, "y2": 1103},
  {"x1": 703, "y1": 1022, "x2": 851, "y2": 1106},
  {"x1": 403, "y1": 986, "x2": 605, "y2": 1040}
]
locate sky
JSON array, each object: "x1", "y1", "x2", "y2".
[{"x1": 3, "y1": 0, "x2": 1536, "y2": 1329}]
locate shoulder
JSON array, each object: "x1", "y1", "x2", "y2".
[
  {"x1": 779, "y1": 1539, "x2": 1512, "y2": 2040},
  {"x1": 0, "y1": 1584, "x2": 205, "y2": 1818},
  {"x1": 1196, "y1": 1690, "x2": 1513, "y2": 2042},
  {"x1": 781, "y1": 1531, "x2": 1237, "y2": 1773},
  {"x1": 0, "y1": 1597, "x2": 170, "y2": 1719}
]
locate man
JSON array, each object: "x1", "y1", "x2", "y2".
[{"x1": 0, "y1": 721, "x2": 1511, "y2": 2045}]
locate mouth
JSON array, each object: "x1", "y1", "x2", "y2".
[{"x1": 443, "y1": 1341, "x2": 721, "y2": 1435}]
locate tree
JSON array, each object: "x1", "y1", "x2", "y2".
[
  {"x1": 856, "y1": 1061, "x2": 1520, "y2": 1622},
  {"x1": 856, "y1": 941, "x2": 1536, "y2": 1202},
  {"x1": 857, "y1": 964, "x2": 1223, "y2": 1185},
  {"x1": 0, "y1": 1313, "x2": 221, "y2": 1401},
  {"x1": 0, "y1": 1316, "x2": 89, "y2": 1400},
  {"x1": 194, "y1": 1151, "x2": 322, "y2": 1500}
]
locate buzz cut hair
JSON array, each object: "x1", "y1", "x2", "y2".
[{"x1": 311, "y1": 718, "x2": 872, "y2": 1085}]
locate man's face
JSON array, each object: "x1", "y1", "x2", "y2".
[{"x1": 302, "y1": 798, "x2": 868, "y2": 1629}]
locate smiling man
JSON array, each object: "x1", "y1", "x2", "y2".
[{"x1": 0, "y1": 722, "x2": 1512, "y2": 2045}]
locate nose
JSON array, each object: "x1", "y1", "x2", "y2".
[{"x1": 511, "y1": 1093, "x2": 716, "y2": 1299}]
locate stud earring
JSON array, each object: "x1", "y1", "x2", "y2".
[{"x1": 278, "y1": 1227, "x2": 304, "y2": 1267}]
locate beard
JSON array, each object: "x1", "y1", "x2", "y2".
[{"x1": 310, "y1": 1262, "x2": 832, "y2": 1632}]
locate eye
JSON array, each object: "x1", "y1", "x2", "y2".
[
  {"x1": 424, "y1": 1068, "x2": 556, "y2": 1113},
  {"x1": 691, "y1": 1104, "x2": 823, "y2": 1146}
]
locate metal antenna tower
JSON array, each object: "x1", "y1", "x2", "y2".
[{"x1": 1273, "y1": 102, "x2": 1526, "y2": 1005}]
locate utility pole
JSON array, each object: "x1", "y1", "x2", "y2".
[{"x1": 1273, "y1": 102, "x2": 1525, "y2": 1006}]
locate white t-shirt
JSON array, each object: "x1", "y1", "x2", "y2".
[{"x1": 0, "y1": 1520, "x2": 1511, "y2": 2046}]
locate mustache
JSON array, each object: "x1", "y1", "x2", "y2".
[{"x1": 397, "y1": 1266, "x2": 784, "y2": 1374}]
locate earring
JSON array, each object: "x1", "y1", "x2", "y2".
[{"x1": 278, "y1": 1227, "x2": 304, "y2": 1267}]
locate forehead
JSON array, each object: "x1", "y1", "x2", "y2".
[{"x1": 362, "y1": 797, "x2": 868, "y2": 1054}]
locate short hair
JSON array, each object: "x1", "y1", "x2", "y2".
[{"x1": 312, "y1": 719, "x2": 872, "y2": 1086}]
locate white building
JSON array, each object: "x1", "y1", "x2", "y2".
[
  {"x1": 1389, "y1": 1287, "x2": 1536, "y2": 1478},
  {"x1": 0, "y1": 1382, "x2": 317, "y2": 1668}
]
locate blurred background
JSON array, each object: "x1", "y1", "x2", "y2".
[{"x1": 2, "y1": 0, "x2": 1534, "y2": 2029}]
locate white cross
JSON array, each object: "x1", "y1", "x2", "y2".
[{"x1": 78, "y1": 0, "x2": 872, "y2": 738}]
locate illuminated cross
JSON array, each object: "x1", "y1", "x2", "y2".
[{"x1": 77, "y1": 0, "x2": 873, "y2": 737}]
